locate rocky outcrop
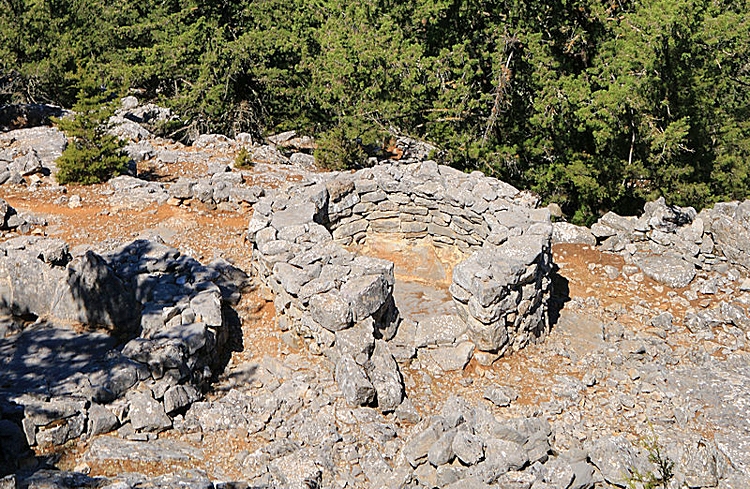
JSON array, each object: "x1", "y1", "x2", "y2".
[
  {"x1": 0, "y1": 126, "x2": 67, "y2": 183},
  {"x1": 0, "y1": 237, "x2": 246, "y2": 461},
  {"x1": 0, "y1": 237, "x2": 140, "y2": 333},
  {"x1": 560, "y1": 197, "x2": 750, "y2": 288}
]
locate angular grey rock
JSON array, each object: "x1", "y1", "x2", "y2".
[
  {"x1": 441, "y1": 396, "x2": 471, "y2": 429},
  {"x1": 569, "y1": 461, "x2": 597, "y2": 489},
  {"x1": 169, "y1": 177, "x2": 195, "y2": 200},
  {"x1": 394, "y1": 398, "x2": 422, "y2": 424},
  {"x1": 403, "y1": 425, "x2": 441, "y2": 467},
  {"x1": 163, "y1": 384, "x2": 201, "y2": 414},
  {"x1": 289, "y1": 152, "x2": 316, "y2": 170},
  {"x1": 587, "y1": 436, "x2": 641, "y2": 487},
  {"x1": 444, "y1": 475, "x2": 493, "y2": 489},
  {"x1": 123, "y1": 140, "x2": 155, "y2": 163},
  {"x1": 483, "y1": 385, "x2": 518, "y2": 407},
  {"x1": 335, "y1": 354, "x2": 376, "y2": 406},
  {"x1": 483, "y1": 438, "x2": 529, "y2": 477},
  {"x1": 127, "y1": 391, "x2": 172, "y2": 432},
  {"x1": 591, "y1": 211, "x2": 635, "y2": 238},
  {"x1": 85, "y1": 436, "x2": 203, "y2": 462},
  {"x1": 368, "y1": 340, "x2": 404, "y2": 412},
  {"x1": 252, "y1": 145, "x2": 288, "y2": 165},
  {"x1": 542, "y1": 457, "x2": 575, "y2": 488},
  {"x1": 88, "y1": 403, "x2": 119, "y2": 437},
  {"x1": 21, "y1": 470, "x2": 102, "y2": 489},
  {"x1": 10, "y1": 149, "x2": 43, "y2": 176},
  {"x1": 194, "y1": 133, "x2": 235, "y2": 150},
  {"x1": 267, "y1": 447, "x2": 322, "y2": 489},
  {"x1": 310, "y1": 292, "x2": 352, "y2": 332},
  {"x1": 673, "y1": 438, "x2": 722, "y2": 488},
  {"x1": 452, "y1": 430, "x2": 485, "y2": 465},
  {"x1": 35, "y1": 412, "x2": 86, "y2": 447},
  {"x1": 420, "y1": 341, "x2": 474, "y2": 372},
  {"x1": 428, "y1": 430, "x2": 457, "y2": 466},
  {"x1": 635, "y1": 253, "x2": 696, "y2": 288},
  {"x1": 108, "y1": 115, "x2": 151, "y2": 141},
  {"x1": 703, "y1": 200, "x2": 750, "y2": 270},
  {"x1": 51, "y1": 250, "x2": 141, "y2": 333},
  {"x1": 340, "y1": 274, "x2": 389, "y2": 321},
  {"x1": 335, "y1": 318, "x2": 375, "y2": 364},
  {"x1": 552, "y1": 222, "x2": 596, "y2": 245},
  {"x1": 414, "y1": 315, "x2": 467, "y2": 348},
  {"x1": 189, "y1": 290, "x2": 223, "y2": 328}
]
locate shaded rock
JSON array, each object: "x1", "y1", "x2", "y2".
[
  {"x1": 163, "y1": 385, "x2": 200, "y2": 414},
  {"x1": 335, "y1": 355, "x2": 376, "y2": 406},
  {"x1": 367, "y1": 340, "x2": 404, "y2": 412},
  {"x1": 87, "y1": 403, "x2": 119, "y2": 437}
]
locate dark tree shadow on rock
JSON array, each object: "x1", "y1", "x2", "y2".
[
  {"x1": 0, "y1": 237, "x2": 251, "y2": 480},
  {"x1": 547, "y1": 266, "x2": 571, "y2": 332}
]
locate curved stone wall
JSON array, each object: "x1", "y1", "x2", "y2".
[{"x1": 248, "y1": 161, "x2": 554, "y2": 387}]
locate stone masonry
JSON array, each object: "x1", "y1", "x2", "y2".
[{"x1": 248, "y1": 160, "x2": 554, "y2": 408}]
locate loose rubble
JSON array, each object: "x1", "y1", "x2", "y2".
[{"x1": 0, "y1": 236, "x2": 247, "y2": 473}]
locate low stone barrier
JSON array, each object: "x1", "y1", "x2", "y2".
[
  {"x1": 0, "y1": 237, "x2": 245, "y2": 448},
  {"x1": 248, "y1": 161, "x2": 554, "y2": 408}
]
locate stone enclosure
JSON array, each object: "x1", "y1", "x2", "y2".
[
  {"x1": 0, "y1": 236, "x2": 246, "y2": 449},
  {"x1": 248, "y1": 160, "x2": 554, "y2": 410}
]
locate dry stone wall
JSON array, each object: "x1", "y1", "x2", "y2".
[
  {"x1": 0, "y1": 237, "x2": 246, "y2": 449},
  {"x1": 248, "y1": 160, "x2": 554, "y2": 409}
]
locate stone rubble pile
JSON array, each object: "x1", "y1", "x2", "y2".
[
  {"x1": 0, "y1": 198, "x2": 28, "y2": 233},
  {"x1": 554, "y1": 197, "x2": 750, "y2": 289},
  {"x1": 248, "y1": 160, "x2": 554, "y2": 410},
  {"x1": 3, "y1": 379, "x2": 735, "y2": 489},
  {"x1": 0, "y1": 237, "x2": 246, "y2": 457},
  {"x1": 0, "y1": 126, "x2": 67, "y2": 185}
]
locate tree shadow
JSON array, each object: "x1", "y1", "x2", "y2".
[
  {"x1": 0, "y1": 238, "x2": 249, "y2": 478},
  {"x1": 547, "y1": 266, "x2": 571, "y2": 332}
]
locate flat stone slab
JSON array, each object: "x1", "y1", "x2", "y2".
[
  {"x1": 635, "y1": 253, "x2": 696, "y2": 288},
  {"x1": 84, "y1": 436, "x2": 204, "y2": 462}
]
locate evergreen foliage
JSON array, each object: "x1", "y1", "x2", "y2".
[
  {"x1": 2, "y1": 0, "x2": 748, "y2": 222},
  {"x1": 54, "y1": 85, "x2": 130, "y2": 185}
]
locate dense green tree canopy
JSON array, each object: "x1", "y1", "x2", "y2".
[{"x1": 1, "y1": 0, "x2": 748, "y2": 222}]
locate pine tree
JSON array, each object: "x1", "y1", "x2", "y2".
[{"x1": 54, "y1": 85, "x2": 130, "y2": 185}]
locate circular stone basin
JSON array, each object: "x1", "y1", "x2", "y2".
[{"x1": 248, "y1": 160, "x2": 554, "y2": 368}]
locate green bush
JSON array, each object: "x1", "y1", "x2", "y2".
[
  {"x1": 54, "y1": 86, "x2": 130, "y2": 185},
  {"x1": 234, "y1": 147, "x2": 254, "y2": 168}
]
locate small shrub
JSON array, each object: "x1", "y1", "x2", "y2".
[
  {"x1": 54, "y1": 85, "x2": 130, "y2": 185},
  {"x1": 235, "y1": 147, "x2": 254, "y2": 168},
  {"x1": 628, "y1": 432, "x2": 675, "y2": 489}
]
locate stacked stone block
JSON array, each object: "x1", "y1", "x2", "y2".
[{"x1": 249, "y1": 160, "x2": 554, "y2": 406}]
